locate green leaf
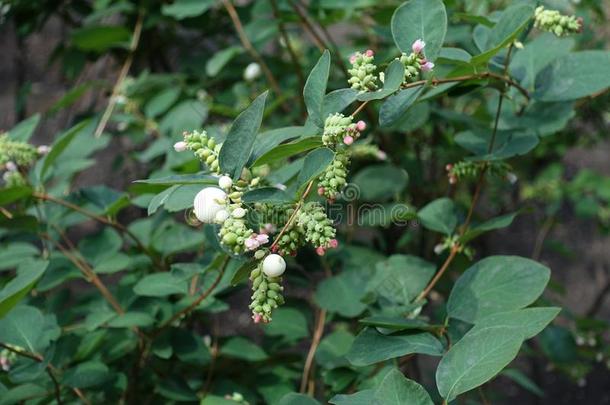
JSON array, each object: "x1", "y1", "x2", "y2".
[
  {"x1": 447, "y1": 256, "x2": 551, "y2": 323},
  {"x1": 471, "y1": 3, "x2": 534, "y2": 65},
  {"x1": 250, "y1": 126, "x2": 313, "y2": 163},
  {"x1": 455, "y1": 129, "x2": 538, "y2": 160},
  {"x1": 346, "y1": 327, "x2": 443, "y2": 366},
  {"x1": 379, "y1": 87, "x2": 424, "y2": 127},
  {"x1": 535, "y1": 51, "x2": 610, "y2": 101},
  {"x1": 315, "y1": 330, "x2": 355, "y2": 369},
  {"x1": 135, "y1": 173, "x2": 217, "y2": 186},
  {"x1": 229, "y1": 260, "x2": 258, "y2": 286},
  {"x1": 0, "y1": 243, "x2": 39, "y2": 271},
  {"x1": 107, "y1": 312, "x2": 155, "y2": 328},
  {"x1": 159, "y1": 100, "x2": 207, "y2": 138},
  {"x1": 63, "y1": 361, "x2": 110, "y2": 388},
  {"x1": 219, "y1": 91, "x2": 268, "y2": 179},
  {"x1": 0, "y1": 384, "x2": 46, "y2": 405},
  {"x1": 157, "y1": 378, "x2": 198, "y2": 401},
  {"x1": 330, "y1": 389, "x2": 375, "y2": 405},
  {"x1": 303, "y1": 50, "x2": 331, "y2": 127},
  {"x1": 144, "y1": 87, "x2": 181, "y2": 118},
  {"x1": 0, "y1": 306, "x2": 53, "y2": 353},
  {"x1": 278, "y1": 393, "x2": 321, "y2": 405},
  {"x1": 374, "y1": 369, "x2": 434, "y2": 405},
  {"x1": 474, "y1": 307, "x2": 560, "y2": 339},
  {"x1": 436, "y1": 325, "x2": 523, "y2": 401},
  {"x1": 147, "y1": 185, "x2": 178, "y2": 216},
  {"x1": 391, "y1": 0, "x2": 447, "y2": 61},
  {"x1": 352, "y1": 164, "x2": 408, "y2": 201},
  {"x1": 220, "y1": 337, "x2": 268, "y2": 361},
  {"x1": 7, "y1": 114, "x2": 40, "y2": 141},
  {"x1": 242, "y1": 187, "x2": 293, "y2": 204},
  {"x1": 460, "y1": 212, "x2": 518, "y2": 243},
  {"x1": 161, "y1": 0, "x2": 215, "y2": 19},
  {"x1": 0, "y1": 260, "x2": 49, "y2": 318},
  {"x1": 252, "y1": 137, "x2": 323, "y2": 167},
  {"x1": 39, "y1": 120, "x2": 91, "y2": 181},
  {"x1": 295, "y1": 148, "x2": 334, "y2": 193},
  {"x1": 0, "y1": 186, "x2": 32, "y2": 206},
  {"x1": 323, "y1": 88, "x2": 358, "y2": 116},
  {"x1": 357, "y1": 60, "x2": 405, "y2": 101},
  {"x1": 359, "y1": 316, "x2": 435, "y2": 333},
  {"x1": 315, "y1": 272, "x2": 368, "y2": 317},
  {"x1": 501, "y1": 368, "x2": 544, "y2": 397},
  {"x1": 206, "y1": 46, "x2": 243, "y2": 77},
  {"x1": 263, "y1": 308, "x2": 309, "y2": 341},
  {"x1": 71, "y1": 26, "x2": 131, "y2": 52},
  {"x1": 134, "y1": 273, "x2": 188, "y2": 297},
  {"x1": 417, "y1": 198, "x2": 457, "y2": 235},
  {"x1": 367, "y1": 255, "x2": 435, "y2": 305}
]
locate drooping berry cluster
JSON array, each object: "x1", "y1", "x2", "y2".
[
  {"x1": 348, "y1": 49, "x2": 378, "y2": 92},
  {"x1": 318, "y1": 149, "x2": 350, "y2": 200},
  {"x1": 295, "y1": 202, "x2": 338, "y2": 256},
  {"x1": 176, "y1": 130, "x2": 221, "y2": 174},
  {"x1": 534, "y1": 6, "x2": 583, "y2": 37},
  {"x1": 249, "y1": 255, "x2": 286, "y2": 323}
]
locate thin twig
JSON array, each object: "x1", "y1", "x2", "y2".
[
  {"x1": 221, "y1": 0, "x2": 287, "y2": 111},
  {"x1": 300, "y1": 308, "x2": 326, "y2": 394},
  {"x1": 270, "y1": 181, "x2": 315, "y2": 251},
  {"x1": 416, "y1": 245, "x2": 459, "y2": 301},
  {"x1": 153, "y1": 257, "x2": 230, "y2": 336},
  {"x1": 94, "y1": 11, "x2": 144, "y2": 138},
  {"x1": 288, "y1": 0, "x2": 325, "y2": 52}
]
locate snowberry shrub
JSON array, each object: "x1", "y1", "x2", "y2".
[{"x1": 0, "y1": 0, "x2": 609, "y2": 404}]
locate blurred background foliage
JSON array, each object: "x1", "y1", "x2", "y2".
[{"x1": 0, "y1": 0, "x2": 609, "y2": 404}]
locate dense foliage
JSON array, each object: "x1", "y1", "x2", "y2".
[{"x1": 1, "y1": 0, "x2": 609, "y2": 404}]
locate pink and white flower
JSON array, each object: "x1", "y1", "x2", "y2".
[
  {"x1": 412, "y1": 39, "x2": 426, "y2": 54},
  {"x1": 174, "y1": 141, "x2": 188, "y2": 152}
]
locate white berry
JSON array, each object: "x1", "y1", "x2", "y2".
[
  {"x1": 193, "y1": 187, "x2": 227, "y2": 223},
  {"x1": 214, "y1": 209, "x2": 230, "y2": 224},
  {"x1": 218, "y1": 175, "x2": 233, "y2": 190},
  {"x1": 262, "y1": 254, "x2": 286, "y2": 277}
]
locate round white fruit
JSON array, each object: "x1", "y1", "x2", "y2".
[
  {"x1": 214, "y1": 209, "x2": 230, "y2": 224},
  {"x1": 232, "y1": 207, "x2": 246, "y2": 219},
  {"x1": 262, "y1": 254, "x2": 286, "y2": 277},
  {"x1": 193, "y1": 187, "x2": 227, "y2": 223},
  {"x1": 218, "y1": 175, "x2": 233, "y2": 190}
]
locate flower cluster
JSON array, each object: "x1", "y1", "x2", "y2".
[
  {"x1": 348, "y1": 49, "x2": 378, "y2": 92},
  {"x1": 534, "y1": 6, "x2": 583, "y2": 37},
  {"x1": 318, "y1": 149, "x2": 350, "y2": 200},
  {"x1": 321, "y1": 113, "x2": 365, "y2": 146},
  {"x1": 395, "y1": 39, "x2": 434, "y2": 84},
  {"x1": 445, "y1": 161, "x2": 512, "y2": 184},
  {"x1": 176, "y1": 130, "x2": 221, "y2": 174},
  {"x1": 295, "y1": 202, "x2": 338, "y2": 256},
  {"x1": 1, "y1": 134, "x2": 50, "y2": 188},
  {"x1": 0, "y1": 347, "x2": 17, "y2": 372},
  {"x1": 249, "y1": 254, "x2": 286, "y2": 323}
]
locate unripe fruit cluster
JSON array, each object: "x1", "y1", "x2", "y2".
[
  {"x1": 295, "y1": 202, "x2": 337, "y2": 255},
  {"x1": 322, "y1": 113, "x2": 364, "y2": 146},
  {"x1": 534, "y1": 6, "x2": 583, "y2": 37},
  {"x1": 218, "y1": 206, "x2": 255, "y2": 254},
  {"x1": 249, "y1": 255, "x2": 286, "y2": 323},
  {"x1": 318, "y1": 149, "x2": 350, "y2": 200},
  {"x1": 182, "y1": 130, "x2": 221, "y2": 174},
  {"x1": 445, "y1": 161, "x2": 511, "y2": 184},
  {"x1": 348, "y1": 50, "x2": 378, "y2": 92},
  {"x1": 0, "y1": 134, "x2": 43, "y2": 167}
]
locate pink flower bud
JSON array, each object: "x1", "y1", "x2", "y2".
[
  {"x1": 445, "y1": 164, "x2": 453, "y2": 171},
  {"x1": 449, "y1": 175, "x2": 457, "y2": 184},
  {"x1": 412, "y1": 39, "x2": 426, "y2": 54},
  {"x1": 245, "y1": 237, "x2": 259, "y2": 251},
  {"x1": 253, "y1": 314, "x2": 262, "y2": 323},
  {"x1": 271, "y1": 245, "x2": 279, "y2": 253},
  {"x1": 316, "y1": 246, "x2": 326, "y2": 256},
  {"x1": 377, "y1": 151, "x2": 387, "y2": 160},
  {"x1": 349, "y1": 54, "x2": 357, "y2": 64},
  {"x1": 318, "y1": 187, "x2": 325, "y2": 196},
  {"x1": 365, "y1": 49, "x2": 374, "y2": 57},
  {"x1": 256, "y1": 233, "x2": 269, "y2": 244},
  {"x1": 343, "y1": 135, "x2": 354, "y2": 145},
  {"x1": 421, "y1": 61, "x2": 435, "y2": 72},
  {"x1": 174, "y1": 141, "x2": 188, "y2": 152},
  {"x1": 356, "y1": 120, "x2": 366, "y2": 131},
  {"x1": 329, "y1": 239, "x2": 339, "y2": 248}
]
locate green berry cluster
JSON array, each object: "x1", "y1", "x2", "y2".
[
  {"x1": 397, "y1": 52, "x2": 426, "y2": 83},
  {"x1": 318, "y1": 149, "x2": 350, "y2": 200},
  {"x1": 295, "y1": 202, "x2": 337, "y2": 253},
  {"x1": 322, "y1": 113, "x2": 357, "y2": 146},
  {"x1": 2, "y1": 171, "x2": 26, "y2": 187},
  {"x1": 534, "y1": 6, "x2": 583, "y2": 37},
  {"x1": 347, "y1": 50, "x2": 378, "y2": 92},
  {"x1": 249, "y1": 262, "x2": 284, "y2": 323},
  {"x1": 351, "y1": 143, "x2": 387, "y2": 161},
  {"x1": 446, "y1": 161, "x2": 511, "y2": 184},
  {"x1": 184, "y1": 130, "x2": 221, "y2": 174},
  {"x1": 218, "y1": 205, "x2": 254, "y2": 254},
  {"x1": 0, "y1": 134, "x2": 39, "y2": 167}
]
